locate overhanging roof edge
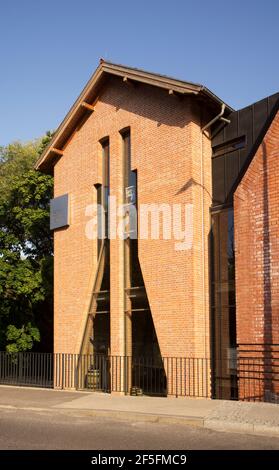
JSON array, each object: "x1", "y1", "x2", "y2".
[{"x1": 35, "y1": 61, "x2": 234, "y2": 173}]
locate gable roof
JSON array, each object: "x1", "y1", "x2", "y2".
[{"x1": 35, "y1": 60, "x2": 234, "y2": 174}]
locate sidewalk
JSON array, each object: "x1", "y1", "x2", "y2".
[{"x1": 0, "y1": 385, "x2": 278, "y2": 437}]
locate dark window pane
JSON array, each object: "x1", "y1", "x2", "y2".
[{"x1": 211, "y1": 208, "x2": 236, "y2": 399}]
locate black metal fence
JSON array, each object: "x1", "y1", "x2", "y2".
[
  {"x1": 0, "y1": 352, "x2": 53, "y2": 388},
  {"x1": 0, "y1": 350, "x2": 278, "y2": 403},
  {"x1": 238, "y1": 344, "x2": 279, "y2": 403},
  {"x1": 0, "y1": 352, "x2": 209, "y2": 397}
]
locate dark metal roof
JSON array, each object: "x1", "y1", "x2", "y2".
[{"x1": 211, "y1": 92, "x2": 279, "y2": 208}]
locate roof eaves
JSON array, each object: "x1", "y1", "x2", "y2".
[
  {"x1": 35, "y1": 60, "x2": 233, "y2": 173},
  {"x1": 200, "y1": 86, "x2": 234, "y2": 113},
  {"x1": 101, "y1": 62, "x2": 202, "y2": 94},
  {"x1": 35, "y1": 63, "x2": 105, "y2": 172}
]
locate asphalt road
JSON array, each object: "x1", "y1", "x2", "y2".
[{"x1": 0, "y1": 408, "x2": 279, "y2": 450}]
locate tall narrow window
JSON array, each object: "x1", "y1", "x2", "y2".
[
  {"x1": 92, "y1": 138, "x2": 110, "y2": 356},
  {"x1": 122, "y1": 130, "x2": 132, "y2": 200},
  {"x1": 122, "y1": 130, "x2": 137, "y2": 240},
  {"x1": 96, "y1": 184, "x2": 102, "y2": 257},
  {"x1": 121, "y1": 128, "x2": 165, "y2": 395},
  {"x1": 211, "y1": 208, "x2": 236, "y2": 400},
  {"x1": 81, "y1": 138, "x2": 110, "y2": 358},
  {"x1": 97, "y1": 139, "x2": 110, "y2": 257},
  {"x1": 102, "y1": 139, "x2": 110, "y2": 240}
]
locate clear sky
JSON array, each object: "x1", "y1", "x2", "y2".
[{"x1": 0, "y1": 0, "x2": 278, "y2": 146}]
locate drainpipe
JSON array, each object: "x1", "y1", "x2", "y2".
[
  {"x1": 200, "y1": 102, "x2": 229, "y2": 382},
  {"x1": 202, "y1": 103, "x2": 226, "y2": 133},
  {"x1": 199, "y1": 103, "x2": 226, "y2": 371}
]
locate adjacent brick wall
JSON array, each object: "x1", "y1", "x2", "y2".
[
  {"x1": 234, "y1": 111, "x2": 279, "y2": 399},
  {"x1": 53, "y1": 76, "x2": 213, "y2": 370}
]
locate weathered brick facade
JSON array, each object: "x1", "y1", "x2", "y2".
[
  {"x1": 36, "y1": 61, "x2": 279, "y2": 399},
  {"x1": 234, "y1": 111, "x2": 279, "y2": 399},
  {"x1": 53, "y1": 75, "x2": 213, "y2": 362}
]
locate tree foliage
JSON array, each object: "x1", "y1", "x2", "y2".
[{"x1": 0, "y1": 133, "x2": 54, "y2": 352}]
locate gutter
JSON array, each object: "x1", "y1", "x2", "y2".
[{"x1": 202, "y1": 103, "x2": 230, "y2": 133}]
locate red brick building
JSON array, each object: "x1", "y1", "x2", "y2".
[{"x1": 36, "y1": 61, "x2": 279, "y2": 400}]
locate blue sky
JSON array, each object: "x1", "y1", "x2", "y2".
[{"x1": 0, "y1": 0, "x2": 278, "y2": 146}]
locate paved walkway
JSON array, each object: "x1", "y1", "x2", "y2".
[{"x1": 0, "y1": 385, "x2": 278, "y2": 437}]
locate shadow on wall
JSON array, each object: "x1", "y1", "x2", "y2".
[
  {"x1": 99, "y1": 76, "x2": 193, "y2": 129},
  {"x1": 175, "y1": 176, "x2": 211, "y2": 200}
]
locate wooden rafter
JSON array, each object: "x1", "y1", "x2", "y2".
[
  {"x1": 80, "y1": 101, "x2": 95, "y2": 112},
  {"x1": 51, "y1": 148, "x2": 63, "y2": 156}
]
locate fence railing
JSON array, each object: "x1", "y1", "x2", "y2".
[
  {"x1": 0, "y1": 352, "x2": 53, "y2": 388},
  {"x1": 237, "y1": 344, "x2": 279, "y2": 403},
  {"x1": 0, "y1": 349, "x2": 278, "y2": 403},
  {"x1": 0, "y1": 352, "x2": 209, "y2": 397}
]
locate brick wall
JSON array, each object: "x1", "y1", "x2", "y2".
[
  {"x1": 234, "y1": 111, "x2": 279, "y2": 399},
  {"x1": 53, "y1": 76, "x2": 213, "y2": 367}
]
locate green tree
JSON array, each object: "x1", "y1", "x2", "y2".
[{"x1": 0, "y1": 133, "x2": 54, "y2": 352}]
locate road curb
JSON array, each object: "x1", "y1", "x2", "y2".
[
  {"x1": 0, "y1": 403, "x2": 205, "y2": 427},
  {"x1": 1, "y1": 403, "x2": 279, "y2": 437},
  {"x1": 78, "y1": 409, "x2": 205, "y2": 428},
  {"x1": 204, "y1": 419, "x2": 279, "y2": 438}
]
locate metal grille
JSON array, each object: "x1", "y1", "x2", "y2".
[
  {"x1": 0, "y1": 352, "x2": 209, "y2": 397},
  {"x1": 0, "y1": 349, "x2": 278, "y2": 403},
  {"x1": 238, "y1": 344, "x2": 279, "y2": 403},
  {"x1": 0, "y1": 352, "x2": 53, "y2": 388}
]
